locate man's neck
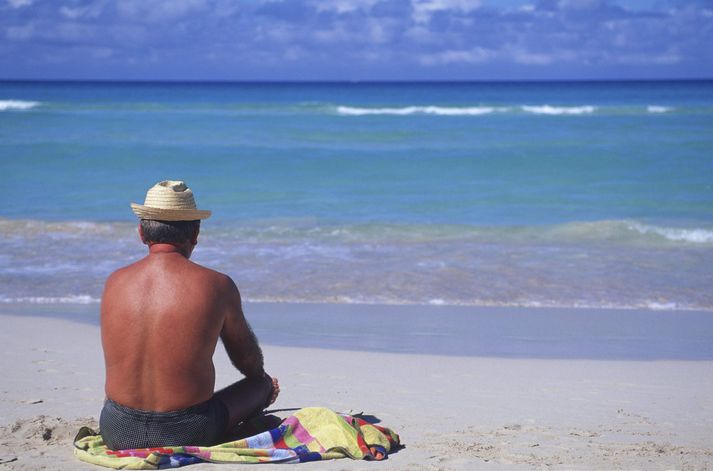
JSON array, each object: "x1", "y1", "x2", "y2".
[{"x1": 148, "y1": 243, "x2": 191, "y2": 258}]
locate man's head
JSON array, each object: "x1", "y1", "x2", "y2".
[{"x1": 131, "y1": 180, "x2": 211, "y2": 257}]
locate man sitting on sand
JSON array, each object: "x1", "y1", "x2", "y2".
[{"x1": 99, "y1": 180, "x2": 279, "y2": 450}]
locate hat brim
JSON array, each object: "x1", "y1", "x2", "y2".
[{"x1": 131, "y1": 203, "x2": 212, "y2": 221}]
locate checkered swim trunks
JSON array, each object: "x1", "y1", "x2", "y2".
[{"x1": 99, "y1": 397, "x2": 229, "y2": 450}]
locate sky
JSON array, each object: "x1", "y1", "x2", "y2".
[{"x1": 1, "y1": 0, "x2": 712, "y2": 81}]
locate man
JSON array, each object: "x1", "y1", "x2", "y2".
[{"x1": 99, "y1": 180, "x2": 279, "y2": 450}]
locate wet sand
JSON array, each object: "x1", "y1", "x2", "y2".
[{"x1": 1, "y1": 303, "x2": 712, "y2": 470}]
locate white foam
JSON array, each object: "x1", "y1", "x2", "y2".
[
  {"x1": 644, "y1": 301, "x2": 679, "y2": 311},
  {"x1": 628, "y1": 223, "x2": 713, "y2": 244},
  {"x1": 0, "y1": 100, "x2": 40, "y2": 111},
  {"x1": 336, "y1": 105, "x2": 504, "y2": 116},
  {"x1": 647, "y1": 105, "x2": 673, "y2": 113},
  {"x1": 0, "y1": 294, "x2": 99, "y2": 304},
  {"x1": 2, "y1": 293, "x2": 700, "y2": 311},
  {"x1": 521, "y1": 105, "x2": 596, "y2": 115},
  {"x1": 238, "y1": 296, "x2": 708, "y2": 311}
]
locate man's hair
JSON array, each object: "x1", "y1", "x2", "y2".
[{"x1": 140, "y1": 219, "x2": 200, "y2": 244}]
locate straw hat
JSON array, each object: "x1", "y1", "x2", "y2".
[{"x1": 130, "y1": 180, "x2": 211, "y2": 221}]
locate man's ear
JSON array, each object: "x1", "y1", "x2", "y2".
[
  {"x1": 191, "y1": 225, "x2": 200, "y2": 245},
  {"x1": 138, "y1": 222, "x2": 147, "y2": 244}
]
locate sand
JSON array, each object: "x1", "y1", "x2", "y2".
[{"x1": 1, "y1": 303, "x2": 712, "y2": 470}]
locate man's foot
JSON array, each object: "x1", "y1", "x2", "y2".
[{"x1": 266, "y1": 377, "x2": 280, "y2": 407}]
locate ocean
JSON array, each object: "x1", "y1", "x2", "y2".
[{"x1": 1, "y1": 80, "x2": 712, "y2": 310}]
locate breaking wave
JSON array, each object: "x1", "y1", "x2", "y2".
[
  {"x1": 521, "y1": 105, "x2": 596, "y2": 115},
  {"x1": 337, "y1": 104, "x2": 601, "y2": 116},
  {"x1": 333, "y1": 104, "x2": 703, "y2": 117},
  {"x1": 628, "y1": 223, "x2": 713, "y2": 244},
  {"x1": 647, "y1": 105, "x2": 673, "y2": 113},
  {"x1": 336, "y1": 105, "x2": 504, "y2": 116},
  {"x1": 0, "y1": 100, "x2": 40, "y2": 111}
]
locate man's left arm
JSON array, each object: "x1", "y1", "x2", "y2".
[{"x1": 219, "y1": 276, "x2": 266, "y2": 379}]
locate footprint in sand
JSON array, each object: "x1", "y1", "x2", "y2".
[{"x1": 18, "y1": 399, "x2": 44, "y2": 405}]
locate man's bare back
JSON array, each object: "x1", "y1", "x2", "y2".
[
  {"x1": 103, "y1": 245, "x2": 238, "y2": 411},
  {"x1": 103, "y1": 241, "x2": 278, "y2": 415},
  {"x1": 100, "y1": 181, "x2": 278, "y2": 449}
]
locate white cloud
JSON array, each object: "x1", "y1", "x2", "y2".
[
  {"x1": 256, "y1": 22, "x2": 298, "y2": 43},
  {"x1": 60, "y1": 7, "x2": 84, "y2": 19},
  {"x1": 404, "y1": 26, "x2": 438, "y2": 44},
  {"x1": 512, "y1": 51, "x2": 554, "y2": 65},
  {"x1": 282, "y1": 46, "x2": 303, "y2": 61},
  {"x1": 313, "y1": 0, "x2": 380, "y2": 14},
  {"x1": 313, "y1": 24, "x2": 352, "y2": 42},
  {"x1": 60, "y1": 2, "x2": 105, "y2": 20},
  {"x1": 55, "y1": 21, "x2": 96, "y2": 41},
  {"x1": 510, "y1": 48, "x2": 577, "y2": 65},
  {"x1": 118, "y1": 0, "x2": 209, "y2": 22},
  {"x1": 213, "y1": 0, "x2": 240, "y2": 17},
  {"x1": 308, "y1": 17, "x2": 397, "y2": 46},
  {"x1": 365, "y1": 18, "x2": 397, "y2": 44},
  {"x1": 611, "y1": 51, "x2": 682, "y2": 65},
  {"x1": 85, "y1": 46, "x2": 114, "y2": 59},
  {"x1": 556, "y1": 0, "x2": 600, "y2": 11},
  {"x1": 5, "y1": 23, "x2": 34, "y2": 40},
  {"x1": 357, "y1": 49, "x2": 387, "y2": 62},
  {"x1": 419, "y1": 46, "x2": 494, "y2": 65},
  {"x1": 6, "y1": 0, "x2": 33, "y2": 7},
  {"x1": 412, "y1": 0, "x2": 481, "y2": 24}
]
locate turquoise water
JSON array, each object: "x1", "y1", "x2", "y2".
[{"x1": 1, "y1": 80, "x2": 712, "y2": 309}]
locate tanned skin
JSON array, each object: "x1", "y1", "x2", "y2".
[{"x1": 101, "y1": 224, "x2": 279, "y2": 431}]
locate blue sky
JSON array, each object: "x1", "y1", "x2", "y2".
[{"x1": 1, "y1": 0, "x2": 712, "y2": 80}]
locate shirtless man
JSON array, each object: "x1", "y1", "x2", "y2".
[{"x1": 99, "y1": 180, "x2": 279, "y2": 450}]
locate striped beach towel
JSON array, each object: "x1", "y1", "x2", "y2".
[{"x1": 74, "y1": 407, "x2": 400, "y2": 469}]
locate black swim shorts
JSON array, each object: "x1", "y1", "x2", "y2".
[{"x1": 99, "y1": 396, "x2": 229, "y2": 450}]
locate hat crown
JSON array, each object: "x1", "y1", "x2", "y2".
[
  {"x1": 144, "y1": 180, "x2": 196, "y2": 210},
  {"x1": 160, "y1": 180, "x2": 187, "y2": 192},
  {"x1": 130, "y1": 179, "x2": 211, "y2": 221}
]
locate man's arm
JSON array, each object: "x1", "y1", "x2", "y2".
[{"x1": 219, "y1": 276, "x2": 266, "y2": 379}]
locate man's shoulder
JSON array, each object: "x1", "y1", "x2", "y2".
[
  {"x1": 102, "y1": 261, "x2": 146, "y2": 301},
  {"x1": 188, "y1": 262, "x2": 238, "y2": 290},
  {"x1": 190, "y1": 265, "x2": 242, "y2": 306},
  {"x1": 105, "y1": 260, "x2": 141, "y2": 284}
]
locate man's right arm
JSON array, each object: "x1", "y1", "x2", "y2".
[{"x1": 219, "y1": 275, "x2": 266, "y2": 379}]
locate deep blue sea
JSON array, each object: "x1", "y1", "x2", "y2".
[{"x1": 1, "y1": 80, "x2": 712, "y2": 309}]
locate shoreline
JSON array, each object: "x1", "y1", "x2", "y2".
[
  {"x1": 1, "y1": 304, "x2": 712, "y2": 469},
  {"x1": 5, "y1": 302, "x2": 713, "y2": 361}
]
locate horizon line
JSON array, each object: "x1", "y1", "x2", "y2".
[{"x1": 2, "y1": 77, "x2": 713, "y2": 85}]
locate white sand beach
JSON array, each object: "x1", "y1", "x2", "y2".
[{"x1": 1, "y1": 303, "x2": 712, "y2": 470}]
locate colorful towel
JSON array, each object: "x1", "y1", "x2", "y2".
[{"x1": 74, "y1": 407, "x2": 400, "y2": 469}]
